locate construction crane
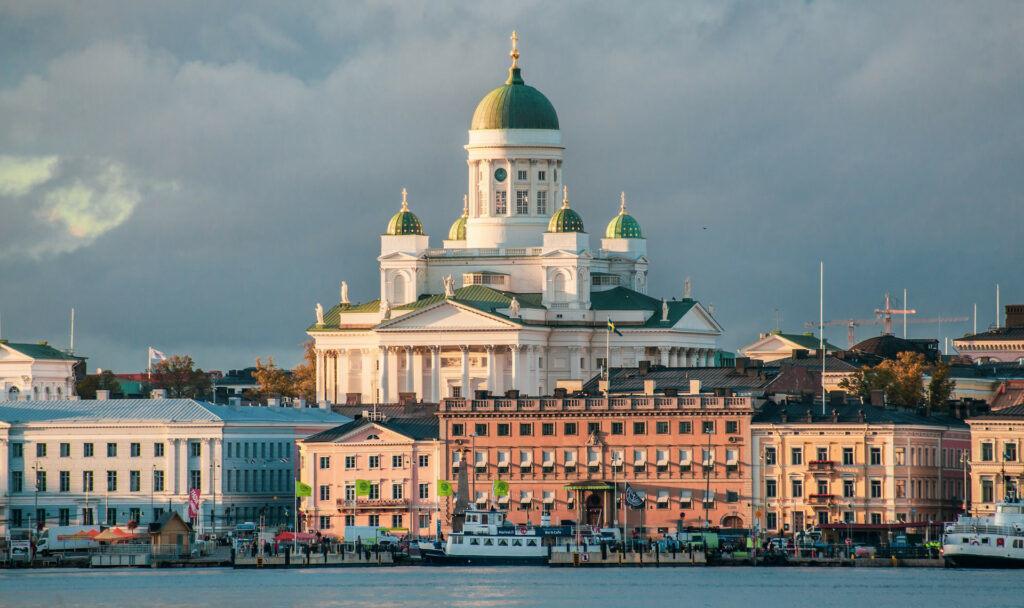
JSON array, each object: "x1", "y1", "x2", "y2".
[{"x1": 806, "y1": 294, "x2": 969, "y2": 347}]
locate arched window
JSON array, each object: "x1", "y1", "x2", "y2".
[
  {"x1": 8, "y1": 386, "x2": 18, "y2": 400},
  {"x1": 392, "y1": 273, "x2": 407, "y2": 305},
  {"x1": 56, "y1": 386, "x2": 63, "y2": 398},
  {"x1": 32, "y1": 387, "x2": 39, "y2": 400},
  {"x1": 552, "y1": 271, "x2": 569, "y2": 302},
  {"x1": 44, "y1": 386, "x2": 51, "y2": 400}
]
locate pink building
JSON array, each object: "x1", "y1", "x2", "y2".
[{"x1": 298, "y1": 417, "x2": 443, "y2": 538}]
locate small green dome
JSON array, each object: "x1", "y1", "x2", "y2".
[
  {"x1": 471, "y1": 67, "x2": 559, "y2": 130},
  {"x1": 448, "y1": 197, "x2": 468, "y2": 240},
  {"x1": 605, "y1": 196, "x2": 643, "y2": 238},
  {"x1": 547, "y1": 195, "x2": 584, "y2": 233},
  {"x1": 385, "y1": 189, "x2": 424, "y2": 236}
]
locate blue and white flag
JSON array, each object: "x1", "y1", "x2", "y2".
[
  {"x1": 624, "y1": 482, "x2": 645, "y2": 509},
  {"x1": 149, "y1": 347, "x2": 167, "y2": 361}
]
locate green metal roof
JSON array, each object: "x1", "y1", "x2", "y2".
[
  {"x1": 773, "y1": 331, "x2": 839, "y2": 351},
  {"x1": 471, "y1": 67, "x2": 559, "y2": 130},
  {"x1": 589, "y1": 287, "x2": 698, "y2": 328},
  {"x1": 447, "y1": 215, "x2": 467, "y2": 240},
  {"x1": 1, "y1": 341, "x2": 79, "y2": 360},
  {"x1": 547, "y1": 204, "x2": 584, "y2": 233},
  {"x1": 386, "y1": 210, "x2": 424, "y2": 236},
  {"x1": 605, "y1": 211, "x2": 643, "y2": 238}
]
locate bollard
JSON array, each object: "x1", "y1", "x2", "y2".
[{"x1": 378, "y1": 553, "x2": 383, "y2": 566}]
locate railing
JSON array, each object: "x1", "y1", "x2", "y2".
[
  {"x1": 807, "y1": 494, "x2": 836, "y2": 505},
  {"x1": 809, "y1": 461, "x2": 836, "y2": 472},
  {"x1": 336, "y1": 498, "x2": 409, "y2": 508},
  {"x1": 438, "y1": 395, "x2": 755, "y2": 413},
  {"x1": 426, "y1": 247, "x2": 543, "y2": 258}
]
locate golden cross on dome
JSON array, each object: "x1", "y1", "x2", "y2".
[
  {"x1": 401, "y1": 187, "x2": 409, "y2": 210},
  {"x1": 462, "y1": 194, "x2": 468, "y2": 215},
  {"x1": 562, "y1": 184, "x2": 569, "y2": 208},
  {"x1": 621, "y1": 191, "x2": 627, "y2": 213},
  {"x1": 510, "y1": 30, "x2": 520, "y2": 68}
]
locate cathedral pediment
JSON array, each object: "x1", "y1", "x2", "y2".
[
  {"x1": 672, "y1": 304, "x2": 724, "y2": 334},
  {"x1": 375, "y1": 300, "x2": 521, "y2": 332},
  {"x1": 378, "y1": 251, "x2": 424, "y2": 261}
]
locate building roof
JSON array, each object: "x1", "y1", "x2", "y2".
[
  {"x1": 0, "y1": 399, "x2": 349, "y2": 425},
  {"x1": 770, "y1": 333, "x2": 840, "y2": 352},
  {"x1": 955, "y1": 327, "x2": 1024, "y2": 343},
  {"x1": 762, "y1": 354, "x2": 862, "y2": 372},
  {"x1": 752, "y1": 402, "x2": 967, "y2": 428},
  {"x1": 0, "y1": 341, "x2": 79, "y2": 361},
  {"x1": 971, "y1": 404, "x2": 1024, "y2": 420},
  {"x1": 604, "y1": 201, "x2": 643, "y2": 239},
  {"x1": 851, "y1": 334, "x2": 938, "y2": 361},
  {"x1": 547, "y1": 201, "x2": 584, "y2": 233},
  {"x1": 581, "y1": 366, "x2": 771, "y2": 395},
  {"x1": 471, "y1": 66, "x2": 559, "y2": 130},
  {"x1": 303, "y1": 416, "x2": 439, "y2": 443}
]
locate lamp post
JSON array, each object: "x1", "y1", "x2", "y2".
[
  {"x1": 32, "y1": 462, "x2": 45, "y2": 537},
  {"x1": 961, "y1": 450, "x2": 970, "y2": 515},
  {"x1": 151, "y1": 464, "x2": 157, "y2": 522},
  {"x1": 470, "y1": 433, "x2": 478, "y2": 505}
]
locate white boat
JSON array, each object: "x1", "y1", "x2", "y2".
[
  {"x1": 943, "y1": 497, "x2": 1024, "y2": 568},
  {"x1": 420, "y1": 508, "x2": 586, "y2": 566}
]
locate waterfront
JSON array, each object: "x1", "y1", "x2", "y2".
[{"x1": 0, "y1": 567, "x2": 1021, "y2": 608}]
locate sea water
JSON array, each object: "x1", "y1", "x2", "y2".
[{"x1": 0, "y1": 566, "x2": 1020, "y2": 607}]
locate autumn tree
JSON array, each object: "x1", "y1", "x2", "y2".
[
  {"x1": 152, "y1": 355, "x2": 211, "y2": 399},
  {"x1": 249, "y1": 357, "x2": 295, "y2": 404},
  {"x1": 928, "y1": 360, "x2": 956, "y2": 411},
  {"x1": 291, "y1": 341, "x2": 317, "y2": 402},
  {"x1": 838, "y1": 365, "x2": 895, "y2": 400},
  {"x1": 76, "y1": 370, "x2": 121, "y2": 399},
  {"x1": 839, "y1": 351, "x2": 930, "y2": 409}
]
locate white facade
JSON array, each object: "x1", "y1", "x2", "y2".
[
  {"x1": 309, "y1": 44, "x2": 723, "y2": 405},
  {"x1": 0, "y1": 399, "x2": 348, "y2": 536},
  {"x1": 0, "y1": 342, "x2": 79, "y2": 401}
]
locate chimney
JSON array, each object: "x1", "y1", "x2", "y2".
[
  {"x1": 664, "y1": 388, "x2": 678, "y2": 397},
  {"x1": 150, "y1": 389, "x2": 167, "y2": 399},
  {"x1": 857, "y1": 409, "x2": 865, "y2": 423},
  {"x1": 805, "y1": 408, "x2": 814, "y2": 423},
  {"x1": 869, "y1": 390, "x2": 885, "y2": 407},
  {"x1": 793, "y1": 349, "x2": 808, "y2": 359},
  {"x1": 734, "y1": 357, "x2": 749, "y2": 372},
  {"x1": 689, "y1": 379, "x2": 701, "y2": 395},
  {"x1": 639, "y1": 360, "x2": 651, "y2": 374},
  {"x1": 643, "y1": 379, "x2": 657, "y2": 396},
  {"x1": 1006, "y1": 305, "x2": 1024, "y2": 329},
  {"x1": 95, "y1": 389, "x2": 110, "y2": 400},
  {"x1": 760, "y1": 332, "x2": 768, "y2": 339},
  {"x1": 780, "y1": 409, "x2": 788, "y2": 423}
]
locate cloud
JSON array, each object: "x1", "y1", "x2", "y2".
[{"x1": 0, "y1": 154, "x2": 57, "y2": 196}]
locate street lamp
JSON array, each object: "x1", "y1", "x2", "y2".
[
  {"x1": 32, "y1": 462, "x2": 45, "y2": 536},
  {"x1": 961, "y1": 450, "x2": 970, "y2": 515},
  {"x1": 470, "y1": 433, "x2": 478, "y2": 505}
]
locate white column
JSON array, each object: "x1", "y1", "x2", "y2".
[
  {"x1": 389, "y1": 347, "x2": 400, "y2": 401},
  {"x1": 537, "y1": 346, "x2": 548, "y2": 395},
  {"x1": 177, "y1": 439, "x2": 188, "y2": 498},
  {"x1": 684, "y1": 348, "x2": 695, "y2": 367},
  {"x1": 705, "y1": 349, "x2": 715, "y2": 367},
  {"x1": 431, "y1": 346, "x2": 441, "y2": 402},
  {"x1": 461, "y1": 346, "x2": 470, "y2": 398},
  {"x1": 405, "y1": 347, "x2": 415, "y2": 394},
  {"x1": 315, "y1": 350, "x2": 325, "y2": 404},
  {"x1": 0, "y1": 439, "x2": 8, "y2": 496},
  {"x1": 325, "y1": 351, "x2": 335, "y2": 403},
  {"x1": 337, "y1": 349, "x2": 349, "y2": 403},
  {"x1": 379, "y1": 346, "x2": 390, "y2": 404},
  {"x1": 361, "y1": 349, "x2": 375, "y2": 402},
  {"x1": 486, "y1": 345, "x2": 496, "y2": 394},
  {"x1": 413, "y1": 348, "x2": 425, "y2": 402},
  {"x1": 510, "y1": 345, "x2": 521, "y2": 392},
  {"x1": 569, "y1": 346, "x2": 581, "y2": 380},
  {"x1": 659, "y1": 347, "x2": 670, "y2": 367}
]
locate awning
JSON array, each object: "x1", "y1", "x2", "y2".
[
  {"x1": 498, "y1": 495, "x2": 510, "y2": 504},
  {"x1": 563, "y1": 449, "x2": 577, "y2": 465},
  {"x1": 633, "y1": 449, "x2": 647, "y2": 465},
  {"x1": 704, "y1": 490, "x2": 716, "y2": 502},
  {"x1": 520, "y1": 450, "x2": 532, "y2": 465},
  {"x1": 519, "y1": 490, "x2": 533, "y2": 503},
  {"x1": 679, "y1": 489, "x2": 693, "y2": 502},
  {"x1": 543, "y1": 490, "x2": 555, "y2": 503},
  {"x1": 475, "y1": 451, "x2": 487, "y2": 465},
  {"x1": 611, "y1": 450, "x2": 624, "y2": 466},
  {"x1": 726, "y1": 449, "x2": 738, "y2": 466},
  {"x1": 587, "y1": 449, "x2": 600, "y2": 465},
  {"x1": 657, "y1": 490, "x2": 670, "y2": 503},
  {"x1": 563, "y1": 481, "x2": 614, "y2": 491},
  {"x1": 679, "y1": 449, "x2": 692, "y2": 465},
  {"x1": 702, "y1": 449, "x2": 714, "y2": 466},
  {"x1": 497, "y1": 451, "x2": 510, "y2": 465},
  {"x1": 542, "y1": 451, "x2": 555, "y2": 466},
  {"x1": 656, "y1": 449, "x2": 669, "y2": 466},
  {"x1": 452, "y1": 451, "x2": 463, "y2": 464}
]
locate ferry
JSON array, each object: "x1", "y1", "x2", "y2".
[
  {"x1": 419, "y1": 508, "x2": 616, "y2": 566},
  {"x1": 942, "y1": 497, "x2": 1024, "y2": 568}
]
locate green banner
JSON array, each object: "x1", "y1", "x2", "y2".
[
  {"x1": 493, "y1": 479, "x2": 509, "y2": 496},
  {"x1": 295, "y1": 481, "x2": 312, "y2": 497},
  {"x1": 437, "y1": 480, "x2": 453, "y2": 496},
  {"x1": 355, "y1": 479, "x2": 371, "y2": 496}
]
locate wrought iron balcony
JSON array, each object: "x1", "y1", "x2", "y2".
[{"x1": 808, "y1": 460, "x2": 835, "y2": 472}]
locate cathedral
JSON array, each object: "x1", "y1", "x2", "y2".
[{"x1": 309, "y1": 34, "x2": 722, "y2": 405}]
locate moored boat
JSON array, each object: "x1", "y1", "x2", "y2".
[
  {"x1": 942, "y1": 497, "x2": 1024, "y2": 568},
  {"x1": 420, "y1": 508, "x2": 582, "y2": 566}
]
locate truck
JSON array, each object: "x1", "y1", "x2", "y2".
[
  {"x1": 35, "y1": 525, "x2": 100, "y2": 555},
  {"x1": 342, "y1": 526, "x2": 401, "y2": 547}
]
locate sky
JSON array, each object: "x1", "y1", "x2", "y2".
[{"x1": 1, "y1": 1, "x2": 1021, "y2": 374}]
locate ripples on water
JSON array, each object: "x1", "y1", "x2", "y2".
[{"x1": 0, "y1": 567, "x2": 1021, "y2": 608}]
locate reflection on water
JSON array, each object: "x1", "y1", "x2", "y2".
[{"x1": 0, "y1": 566, "x2": 1020, "y2": 608}]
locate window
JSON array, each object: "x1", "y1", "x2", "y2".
[
  {"x1": 982, "y1": 479, "x2": 994, "y2": 502},
  {"x1": 392, "y1": 483, "x2": 404, "y2": 500},
  {"x1": 870, "y1": 512, "x2": 882, "y2": 525},
  {"x1": 516, "y1": 169, "x2": 528, "y2": 181},
  {"x1": 345, "y1": 515, "x2": 356, "y2": 527},
  {"x1": 633, "y1": 422, "x2": 647, "y2": 435},
  {"x1": 870, "y1": 479, "x2": 882, "y2": 498},
  {"x1": 320, "y1": 485, "x2": 331, "y2": 500},
  {"x1": 84, "y1": 443, "x2": 94, "y2": 457},
  {"x1": 1005, "y1": 443, "x2": 1018, "y2": 462},
  {"x1": 59, "y1": 471, "x2": 70, "y2": 492},
  {"x1": 497, "y1": 424, "x2": 510, "y2": 436},
  {"x1": 107, "y1": 470, "x2": 117, "y2": 492},
  {"x1": 816, "y1": 447, "x2": 829, "y2": 461},
  {"x1": 35, "y1": 471, "x2": 47, "y2": 492},
  {"x1": 190, "y1": 442, "x2": 201, "y2": 457},
  {"x1": 516, "y1": 190, "x2": 529, "y2": 214},
  {"x1": 392, "y1": 455, "x2": 404, "y2": 468},
  {"x1": 369, "y1": 455, "x2": 380, "y2": 469},
  {"x1": 536, "y1": 190, "x2": 547, "y2": 214},
  {"x1": 791, "y1": 448, "x2": 803, "y2": 466},
  {"x1": 611, "y1": 422, "x2": 624, "y2": 435},
  {"x1": 368, "y1": 514, "x2": 380, "y2": 527},
  {"x1": 105, "y1": 508, "x2": 116, "y2": 526},
  {"x1": 319, "y1": 456, "x2": 331, "y2": 469},
  {"x1": 702, "y1": 421, "x2": 715, "y2": 434},
  {"x1": 10, "y1": 509, "x2": 22, "y2": 528},
  {"x1": 418, "y1": 454, "x2": 429, "y2": 467},
  {"x1": 896, "y1": 479, "x2": 906, "y2": 498},
  {"x1": 11, "y1": 442, "x2": 23, "y2": 458},
  {"x1": 130, "y1": 470, "x2": 141, "y2": 492},
  {"x1": 319, "y1": 515, "x2": 331, "y2": 529},
  {"x1": 59, "y1": 508, "x2": 70, "y2": 526},
  {"x1": 564, "y1": 422, "x2": 577, "y2": 436},
  {"x1": 656, "y1": 421, "x2": 669, "y2": 435},
  {"x1": 519, "y1": 423, "x2": 533, "y2": 436},
  {"x1": 816, "y1": 480, "x2": 829, "y2": 495},
  {"x1": 60, "y1": 443, "x2": 70, "y2": 457},
  {"x1": 766, "y1": 511, "x2": 778, "y2": 530},
  {"x1": 11, "y1": 471, "x2": 23, "y2": 493},
  {"x1": 418, "y1": 514, "x2": 430, "y2": 529},
  {"x1": 369, "y1": 484, "x2": 380, "y2": 500},
  {"x1": 791, "y1": 479, "x2": 803, "y2": 498},
  {"x1": 765, "y1": 479, "x2": 777, "y2": 498},
  {"x1": 542, "y1": 423, "x2": 555, "y2": 436},
  {"x1": 154, "y1": 470, "x2": 164, "y2": 492},
  {"x1": 107, "y1": 443, "x2": 117, "y2": 457},
  {"x1": 451, "y1": 423, "x2": 465, "y2": 437},
  {"x1": 587, "y1": 422, "x2": 600, "y2": 435},
  {"x1": 842, "y1": 447, "x2": 854, "y2": 465},
  {"x1": 981, "y1": 442, "x2": 994, "y2": 462},
  {"x1": 154, "y1": 443, "x2": 164, "y2": 457},
  {"x1": 474, "y1": 423, "x2": 488, "y2": 437},
  {"x1": 726, "y1": 421, "x2": 739, "y2": 434},
  {"x1": 345, "y1": 456, "x2": 356, "y2": 469},
  {"x1": 83, "y1": 471, "x2": 94, "y2": 492},
  {"x1": 842, "y1": 511, "x2": 854, "y2": 524},
  {"x1": 495, "y1": 190, "x2": 507, "y2": 214},
  {"x1": 36, "y1": 443, "x2": 47, "y2": 457},
  {"x1": 869, "y1": 447, "x2": 882, "y2": 466},
  {"x1": 129, "y1": 442, "x2": 141, "y2": 458},
  {"x1": 419, "y1": 483, "x2": 430, "y2": 499},
  {"x1": 764, "y1": 446, "x2": 777, "y2": 466},
  {"x1": 726, "y1": 491, "x2": 739, "y2": 503},
  {"x1": 843, "y1": 479, "x2": 855, "y2": 498},
  {"x1": 451, "y1": 386, "x2": 462, "y2": 398}
]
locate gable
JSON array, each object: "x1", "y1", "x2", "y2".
[
  {"x1": 672, "y1": 304, "x2": 723, "y2": 334},
  {"x1": 377, "y1": 301, "x2": 519, "y2": 331}
]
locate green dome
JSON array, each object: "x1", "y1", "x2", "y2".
[
  {"x1": 385, "y1": 189, "x2": 424, "y2": 236},
  {"x1": 448, "y1": 216, "x2": 466, "y2": 240},
  {"x1": 471, "y1": 67, "x2": 559, "y2": 130},
  {"x1": 547, "y1": 199, "x2": 584, "y2": 233},
  {"x1": 605, "y1": 198, "x2": 643, "y2": 238}
]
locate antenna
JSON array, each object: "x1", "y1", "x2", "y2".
[
  {"x1": 774, "y1": 308, "x2": 781, "y2": 332},
  {"x1": 70, "y1": 307, "x2": 75, "y2": 354},
  {"x1": 974, "y1": 303, "x2": 977, "y2": 335},
  {"x1": 820, "y1": 262, "x2": 825, "y2": 416},
  {"x1": 903, "y1": 288, "x2": 907, "y2": 339},
  {"x1": 996, "y1": 284, "x2": 1001, "y2": 329}
]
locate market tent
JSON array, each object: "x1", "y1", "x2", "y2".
[
  {"x1": 274, "y1": 531, "x2": 317, "y2": 542},
  {"x1": 58, "y1": 530, "x2": 99, "y2": 541},
  {"x1": 94, "y1": 528, "x2": 131, "y2": 542}
]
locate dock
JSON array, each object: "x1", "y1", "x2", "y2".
[
  {"x1": 549, "y1": 549, "x2": 706, "y2": 567},
  {"x1": 234, "y1": 551, "x2": 395, "y2": 568}
]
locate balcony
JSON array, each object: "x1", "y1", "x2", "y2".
[
  {"x1": 807, "y1": 494, "x2": 836, "y2": 505},
  {"x1": 336, "y1": 498, "x2": 409, "y2": 509},
  {"x1": 808, "y1": 460, "x2": 835, "y2": 472}
]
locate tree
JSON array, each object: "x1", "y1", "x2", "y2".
[
  {"x1": 250, "y1": 357, "x2": 295, "y2": 404},
  {"x1": 152, "y1": 355, "x2": 211, "y2": 399},
  {"x1": 291, "y1": 341, "x2": 317, "y2": 402},
  {"x1": 76, "y1": 370, "x2": 121, "y2": 399},
  {"x1": 838, "y1": 365, "x2": 895, "y2": 400},
  {"x1": 928, "y1": 360, "x2": 956, "y2": 411},
  {"x1": 838, "y1": 351, "x2": 927, "y2": 409}
]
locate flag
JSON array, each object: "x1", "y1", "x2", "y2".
[
  {"x1": 149, "y1": 347, "x2": 167, "y2": 361},
  {"x1": 355, "y1": 479, "x2": 371, "y2": 496},
  {"x1": 607, "y1": 319, "x2": 623, "y2": 336},
  {"x1": 493, "y1": 479, "x2": 509, "y2": 497},
  {"x1": 188, "y1": 488, "x2": 201, "y2": 518},
  {"x1": 295, "y1": 481, "x2": 312, "y2": 497},
  {"x1": 437, "y1": 480, "x2": 453, "y2": 496},
  {"x1": 624, "y1": 482, "x2": 645, "y2": 509}
]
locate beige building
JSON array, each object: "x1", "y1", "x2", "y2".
[
  {"x1": 751, "y1": 403, "x2": 970, "y2": 537},
  {"x1": 966, "y1": 405, "x2": 1024, "y2": 516},
  {"x1": 738, "y1": 332, "x2": 838, "y2": 364}
]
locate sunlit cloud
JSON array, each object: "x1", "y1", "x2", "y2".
[
  {"x1": 44, "y1": 163, "x2": 139, "y2": 240},
  {"x1": 0, "y1": 155, "x2": 58, "y2": 196}
]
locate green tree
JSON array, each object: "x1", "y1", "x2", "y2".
[
  {"x1": 152, "y1": 355, "x2": 211, "y2": 399},
  {"x1": 928, "y1": 360, "x2": 956, "y2": 411},
  {"x1": 291, "y1": 341, "x2": 317, "y2": 402},
  {"x1": 75, "y1": 370, "x2": 121, "y2": 399},
  {"x1": 839, "y1": 351, "x2": 927, "y2": 409},
  {"x1": 250, "y1": 357, "x2": 295, "y2": 404}
]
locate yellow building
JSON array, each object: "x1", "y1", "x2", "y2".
[{"x1": 966, "y1": 405, "x2": 1024, "y2": 515}]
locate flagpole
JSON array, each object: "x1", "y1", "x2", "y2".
[
  {"x1": 293, "y1": 479, "x2": 298, "y2": 554},
  {"x1": 605, "y1": 317, "x2": 611, "y2": 385},
  {"x1": 147, "y1": 347, "x2": 151, "y2": 381}
]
